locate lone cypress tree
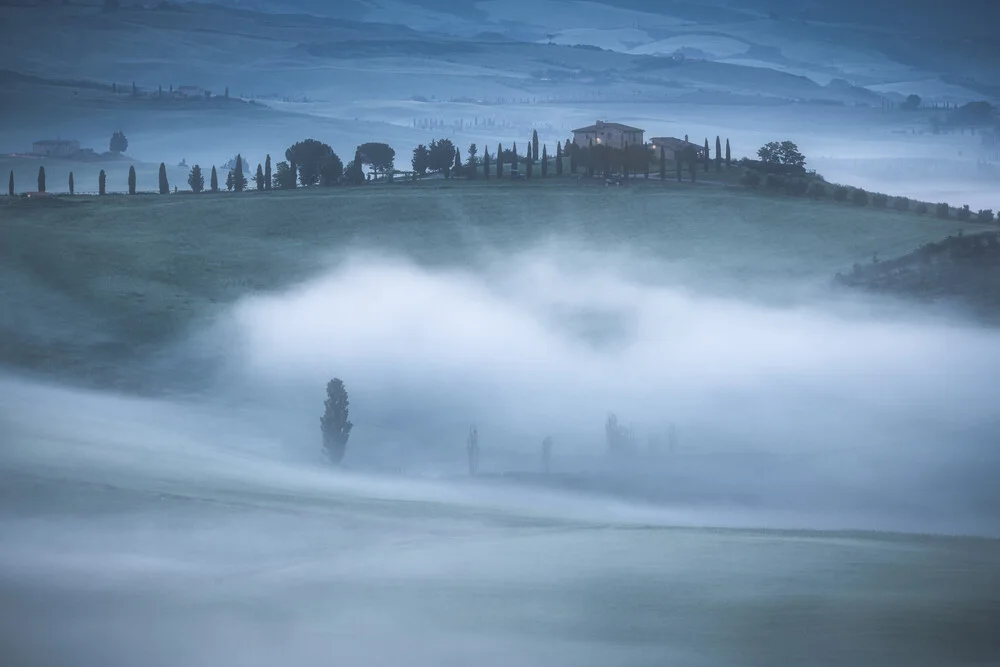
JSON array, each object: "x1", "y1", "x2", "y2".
[
  {"x1": 233, "y1": 154, "x2": 245, "y2": 192},
  {"x1": 210, "y1": 166, "x2": 219, "y2": 192},
  {"x1": 99, "y1": 169, "x2": 106, "y2": 195},
  {"x1": 532, "y1": 129, "x2": 539, "y2": 164},
  {"x1": 320, "y1": 378, "x2": 353, "y2": 465},
  {"x1": 541, "y1": 145, "x2": 548, "y2": 177},
  {"x1": 496, "y1": 142, "x2": 503, "y2": 178},
  {"x1": 255, "y1": 163, "x2": 264, "y2": 191},
  {"x1": 264, "y1": 154, "x2": 272, "y2": 190},
  {"x1": 68, "y1": 172, "x2": 74, "y2": 195},
  {"x1": 128, "y1": 165, "x2": 136, "y2": 195},
  {"x1": 158, "y1": 162, "x2": 169, "y2": 194},
  {"x1": 512, "y1": 142, "x2": 518, "y2": 174},
  {"x1": 715, "y1": 136, "x2": 722, "y2": 170},
  {"x1": 453, "y1": 147, "x2": 462, "y2": 176},
  {"x1": 704, "y1": 138, "x2": 710, "y2": 172},
  {"x1": 7, "y1": 170, "x2": 12, "y2": 196},
  {"x1": 725, "y1": 139, "x2": 731, "y2": 168},
  {"x1": 37, "y1": 166, "x2": 45, "y2": 193},
  {"x1": 483, "y1": 148, "x2": 490, "y2": 180},
  {"x1": 659, "y1": 145, "x2": 666, "y2": 181},
  {"x1": 555, "y1": 141, "x2": 563, "y2": 176}
]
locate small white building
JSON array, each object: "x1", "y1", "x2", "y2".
[
  {"x1": 32, "y1": 139, "x2": 81, "y2": 158},
  {"x1": 572, "y1": 120, "x2": 644, "y2": 149}
]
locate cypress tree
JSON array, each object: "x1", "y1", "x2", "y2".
[
  {"x1": 158, "y1": 162, "x2": 169, "y2": 194},
  {"x1": 99, "y1": 169, "x2": 106, "y2": 195},
  {"x1": 128, "y1": 165, "x2": 136, "y2": 195},
  {"x1": 7, "y1": 170, "x2": 12, "y2": 196},
  {"x1": 531, "y1": 129, "x2": 539, "y2": 164},
  {"x1": 659, "y1": 145, "x2": 666, "y2": 181},
  {"x1": 454, "y1": 147, "x2": 462, "y2": 176},
  {"x1": 725, "y1": 139, "x2": 731, "y2": 168},
  {"x1": 37, "y1": 166, "x2": 45, "y2": 193},
  {"x1": 703, "y1": 139, "x2": 710, "y2": 172},
  {"x1": 541, "y1": 145, "x2": 548, "y2": 177},
  {"x1": 587, "y1": 138, "x2": 594, "y2": 178},
  {"x1": 483, "y1": 148, "x2": 490, "y2": 180},
  {"x1": 255, "y1": 163, "x2": 264, "y2": 190},
  {"x1": 233, "y1": 154, "x2": 245, "y2": 192},
  {"x1": 496, "y1": 142, "x2": 503, "y2": 178},
  {"x1": 512, "y1": 142, "x2": 517, "y2": 174},
  {"x1": 210, "y1": 166, "x2": 219, "y2": 192},
  {"x1": 68, "y1": 172, "x2": 74, "y2": 195},
  {"x1": 264, "y1": 154, "x2": 272, "y2": 190},
  {"x1": 715, "y1": 136, "x2": 722, "y2": 170},
  {"x1": 555, "y1": 142, "x2": 563, "y2": 176}
]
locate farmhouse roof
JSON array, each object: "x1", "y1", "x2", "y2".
[
  {"x1": 650, "y1": 137, "x2": 705, "y2": 152},
  {"x1": 572, "y1": 120, "x2": 644, "y2": 133}
]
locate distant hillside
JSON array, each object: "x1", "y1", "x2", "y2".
[{"x1": 835, "y1": 231, "x2": 1000, "y2": 321}]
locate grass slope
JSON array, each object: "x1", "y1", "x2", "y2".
[{"x1": 0, "y1": 182, "x2": 981, "y2": 390}]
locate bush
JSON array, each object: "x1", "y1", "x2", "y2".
[
  {"x1": 785, "y1": 178, "x2": 808, "y2": 196},
  {"x1": 807, "y1": 181, "x2": 826, "y2": 198},
  {"x1": 833, "y1": 186, "x2": 848, "y2": 201},
  {"x1": 957, "y1": 205, "x2": 971, "y2": 221},
  {"x1": 765, "y1": 173, "x2": 786, "y2": 189},
  {"x1": 915, "y1": 202, "x2": 928, "y2": 215},
  {"x1": 977, "y1": 209, "x2": 994, "y2": 223},
  {"x1": 740, "y1": 169, "x2": 761, "y2": 188},
  {"x1": 871, "y1": 193, "x2": 889, "y2": 208},
  {"x1": 851, "y1": 188, "x2": 869, "y2": 206},
  {"x1": 892, "y1": 196, "x2": 910, "y2": 212},
  {"x1": 935, "y1": 202, "x2": 949, "y2": 219}
]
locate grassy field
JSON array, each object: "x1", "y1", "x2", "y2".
[{"x1": 0, "y1": 181, "x2": 989, "y2": 389}]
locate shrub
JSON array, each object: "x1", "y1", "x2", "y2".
[
  {"x1": 935, "y1": 202, "x2": 949, "y2": 219},
  {"x1": 892, "y1": 196, "x2": 910, "y2": 212},
  {"x1": 741, "y1": 169, "x2": 761, "y2": 188},
  {"x1": 957, "y1": 205, "x2": 971, "y2": 221},
  {"x1": 807, "y1": 181, "x2": 826, "y2": 198},
  {"x1": 977, "y1": 209, "x2": 994, "y2": 223},
  {"x1": 871, "y1": 193, "x2": 889, "y2": 208},
  {"x1": 915, "y1": 202, "x2": 928, "y2": 215},
  {"x1": 833, "y1": 186, "x2": 848, "y2": 201},
  {"x1": 851, "y1": 188, "x2": 868, "y2": 206},
  {"x1": 785, "y1": 178, "x2": 808, "y2": 196},
  {"x1": 765, "y1": 173, "x2": 785, "y2": 189}
]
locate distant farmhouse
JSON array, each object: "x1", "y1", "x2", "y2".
[
  {"x1": 174, "y1": 85, "x2": 210, "y2": 99},
  {"x1": 572, "y1": 120, "x2": 644, "y2": 149},
  {"x1": 650, "y1": 137, "x2": 707, "y2": 161},
  {"x1": 32, "y1": 139, "x2": 81, "y2": 158}
]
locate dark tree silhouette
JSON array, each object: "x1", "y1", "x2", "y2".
[
  {"x1": 453, "y1": 147, "x2": 462, "y2": 175},
  {"x1": 358, "y1": 142, "x2": 395, "y2": 180},
  {"x1": 569, "y1": 140, "x2": 578, "y2": 174},
  {"x1": 704, "y1": 138, "x2": 710, "y2": 172},
  {"x1": 37, "y1": 166, "x2": 45, "y2": 193},
  {"x1": 555, "y1": 141, "x2": 563, "y2": 176},
  {"x1": 526, "y1": 144, "x2": 533, "y2": 178},
  {"x1": 320, "y1": 378, "x2": 353, "y2": 465},
  {"x1": 532, "y1": 129, "x2": 539, "y2": 165},
  {"x1": 496, "y1": 142, "x2": 503, "y2": 178},
  {"x1": 286, "y1": 139, "x2": 336, "y2": 187},
  {"x1": 411, "y1": 144, "x2": 429, "y2": 175},
  {"x1": 233, "y1": 154, "x2": 247, "y2": 192},
  {"x1": 188, "y1": 164, "x2": 204, "y2": 193},
  {"x1": 757, "y1": 141, "x2": 806, "y2": 168},
  {"x1": 715, "y1": 136, "x2": 722, "y2": 169},
  {"x1": 901, "y1": 94, "x2": 921, "y2": 111},
  {"x1": 98, "y1": 169, "x2": 106, "y2": 195},
  {"x1": 346, "y1": 149, "x2": 365, "y2": 185},
  {"x1": 210, "y1": 166, "x2": 219, "y2": 192},
  {"x1": 68, "y1": 172, "x2": 74, "y2": 195},
  {"x1": 725, "y1": 139, "x2": 731, "y2": 168},
  {"x1": 483, "y1": 147, "x2": 490, "y2": 180},
  {"x1": 289, "y1": 160, "x2": 297, "y2": 188},
  {"x1": 466, "y1": 143, "x2": 477, "y2": 179},
  {"x1": 264, "y1": 154, "x2": 272, "y2": 190},
  {"x1": 254, "y1": 163, "x2": 265, "y2": 191},
  {"x1": 225, "y1": 171, "x2": 234, "y2": 191},
  {"x1": 541, "y1": 145, "x2": 548, "y2": 177},
  {"x1": 108, "y1": 130, "x2": 128, "y2": 154},
  {"x1": 273, "y1": 161, "x2": 296, "y2": 189},
  {"x1": 319, "y1": 154, "x2": 343, "y2": 186},
  {"x1": 7, "y1": 170, "x2": 12, "y2": 196},
  {"x1": 428, "y1": 138, "x2": 456, "y2": 176},
  {"x1": 158, "y1": 163, "x2": 169, "y2": 194}
]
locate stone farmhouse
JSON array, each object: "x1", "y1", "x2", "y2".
[
  {"x1": 32, "y1": 139, "x2": 81, "y2": 158},
  {"x1": 572, "y1": 120, "x2": 644, "y2": 149},
  {"x1": 649, "y1": 137, "x2": 707, "y2": 161}
]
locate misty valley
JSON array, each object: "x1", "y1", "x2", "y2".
[{"x1": 2, "y1": 1, "x2": 1000, "y2": 666}]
